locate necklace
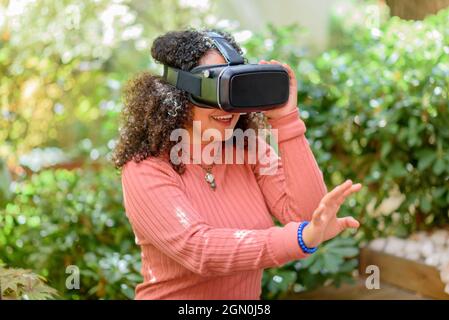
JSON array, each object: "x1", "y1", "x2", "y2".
[
  {"x1": 201, "y1": 164, "x2": 216, "y2": 191},
  {"x1": 190, "y1": 142, "x2": 222, "y2": 191}
]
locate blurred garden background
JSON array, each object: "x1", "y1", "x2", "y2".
[{"x1": 1, "y1": 0, "x2": 449, "y2": 300}]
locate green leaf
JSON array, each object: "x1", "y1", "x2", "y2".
[
  {"x1": 327, "y1": 246, "x2": 359, "y2": 258},
  {"x1": 325, "y1": 237, "x2": 357, "y2": 248},
  {"x1": 323, "y1": 253, "x2": 343, "y2": 274},
  {"x1": 380, "y1": 141, "x2": 392, "y2": 159},
  {"x1": 0, "y1": 158, "x2": 12, "y2": 206},
  {"x1": 300, "y1": 254, "x2": 318, "y2": 269},
  {"x1": 420, "y1": 195, "x2": 432, "y2": 213},
  {"x1": 433, "y1": 158, "x2": 446, "y2": 175},
  {"x1": 417, "y1": 150, "x2": 437, "y2": 170},
  {"x1": 308, "y1": 256, "x2": 324, "y2": 274},
  {"x1": 339, "y1": 259, "x2": 359, "y2": 273},
  {"x1": 389, "y1": 160, "x2": 407, "y2": 177}
]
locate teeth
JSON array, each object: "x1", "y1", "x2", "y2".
[{"x1": 212, "y1": 115, "x2": 233, "y2": 120}]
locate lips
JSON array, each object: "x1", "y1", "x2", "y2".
[{"x1": 211, "y1": 114, "x2": 234, "y2": 124}]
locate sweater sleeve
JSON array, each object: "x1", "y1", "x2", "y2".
[
  {"x1": 121, "y1": 157, "x2": 310, "y2": 277},
  {"x1": 253, "y1": 109, "x2": 328, "y2": 225}
]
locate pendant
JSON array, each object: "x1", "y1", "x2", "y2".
[{"x1": 204, "y1": 172, "x2": 216, "y2": 190}]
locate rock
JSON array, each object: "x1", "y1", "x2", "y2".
[
  {"x1": 410, "y1": 231, "x2": 428, "y2": 242},
  {"x1": 420, "y1": 239, "x2": 434, "y2": 258},
  {"x1": 434, "y1": 244, "x2": 447, "y2": 254},
  {"x1": 440, "y1": 263, "x2": 449, "y2": 283},
  {"x1": 439, "y1": 251, "x2": 449, "y2": 266},
  {"x1": 404, "y1": 240, "x2": 420, "y2": 255},
  {"x1": 425, "y1": 253, "x2": 440, "y2": 267},
  {"x1": 384, "y1": 237, "x2": 406, "y2": 256},
  {"x1": 430, "y1": 230, "x2": 449, "y2": 247},
  {"x1": 369, "y1": 238, "x2": 387, "y2": 252},
  {"x1": 405, "y1": 252, "x2": 421, "y2": 261}
]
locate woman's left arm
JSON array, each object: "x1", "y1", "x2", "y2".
[
  {"x1": 254, "y1": 110, "x2": 327, "y2": 224},
  {"x1": 254, "y1": 60, "x2": 327, "y2": 224}
]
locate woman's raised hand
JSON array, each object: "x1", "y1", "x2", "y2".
[
  {"x1": 259, "y1": 59, "x2": 298, "y2": 120},
  {"x1": 302, "y1": 180, "x2": 362, "y2": 248}
]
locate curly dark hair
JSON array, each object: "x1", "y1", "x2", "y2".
[{"x1": 112, "y1": 29, "x2": 267, "y2": 174}]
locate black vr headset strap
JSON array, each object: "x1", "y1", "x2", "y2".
[
  {"x1": 163, "y1": 65, "x2": 202, "y2": 96},
  {"x1": 206, "y1": 31, "x2": 244, "y2": 65},
  {"x1": 163, "y1": 65, "x2": 217, "y2": 108}
]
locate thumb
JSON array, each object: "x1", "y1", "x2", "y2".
[
  {"x1": 337, "y1": 216, "x2": 360, "y2": 231},
  {"x1": 311, "y1": 203, "x2": 325, "y2": 226}
]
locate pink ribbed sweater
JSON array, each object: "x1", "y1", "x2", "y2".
[{"x1": 121, "y1": 109, "x2": 327, "y2": 300}]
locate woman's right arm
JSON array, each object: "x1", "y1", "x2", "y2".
[{"x1": 121, "y1": 158, "x2": 309, "y2": 277}]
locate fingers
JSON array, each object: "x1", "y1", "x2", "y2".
[
  {"x1": 342, "y1": 183, "x2": 362, "y2": 197},
  {"x1": 259, "y1": 59, "x2": 292, "y2": 69},
  {"x1": 281, "y1": 62, "x2": 294, "y2": 76},
  {"x1": 259, "y1": 59, "x2": 281, "y2": 64},
  {"x1": 258, "y1": 60, "x2": 297, "y2": 93},
  {"x1": 337, "y1": 216, "x2": 360, "y2": 231},
  {"x1": 337, "y1": 183, "x2": 362, "y2": 204},
  {"x1": 259, "y1": 59, "x2": 280, "y2": 65},
  {"x1": 321, "y1": 179, "x2": 353, "y2": 206}
]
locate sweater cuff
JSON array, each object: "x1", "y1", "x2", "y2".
[
  {"x1": 267, "y1": 109, "x2": 306, "y2": 143},
  {"x1": 268, "y1": 221, "x2": 310, "y2": 265}
]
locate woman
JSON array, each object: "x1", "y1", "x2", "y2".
[{"x1": 113, "y1": 29, "x2": 362, "y2": 300}]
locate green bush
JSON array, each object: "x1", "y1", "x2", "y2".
[
  {"x1": 0, "y1": 167, "x2": 142, "y2": 299},
  {"x1": 262, "y1": 237, "x2": 358, "y2": 299},
  {"x1": 298, "y1": 6, "x2": 449, "y2": 237},
  {"x1": 0, "y1": 0, "x2": 214, "y2": 164},
  {"x1": 244, "y1": 5, "x2": 449, "y2": 297}
]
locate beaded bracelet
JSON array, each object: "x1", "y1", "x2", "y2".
[{"x1": 297, "y1": 221, "x2": 318, "y2": 254}]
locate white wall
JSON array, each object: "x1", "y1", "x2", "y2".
[{"x1": 214, "y1": 0, "x2": 341, "y2": 52}]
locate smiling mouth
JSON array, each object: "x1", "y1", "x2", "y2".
[{"x1": 211, "y1": 114, "x2": 234, "y2": 124}]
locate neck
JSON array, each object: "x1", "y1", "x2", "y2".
[{"x1": 179, "y1": 140, "x2": 222, "y2": 165}]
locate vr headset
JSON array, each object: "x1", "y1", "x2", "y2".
[{"x1": 162, "y1": 31, "x2": 289, "y2": 113}]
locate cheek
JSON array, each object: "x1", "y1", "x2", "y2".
[
  {"x1": 223, "y1": 114, "x2": 241, "y2": 139},
  {"x1": 231, "y1": 114, "x2": 241, "y2": 127},
  {"x1": 192, "y1": 107, "x2": 214, "y2": 134},
  {"x1": 192, "y1": 107, "x2": 211, "y2": 122}
]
